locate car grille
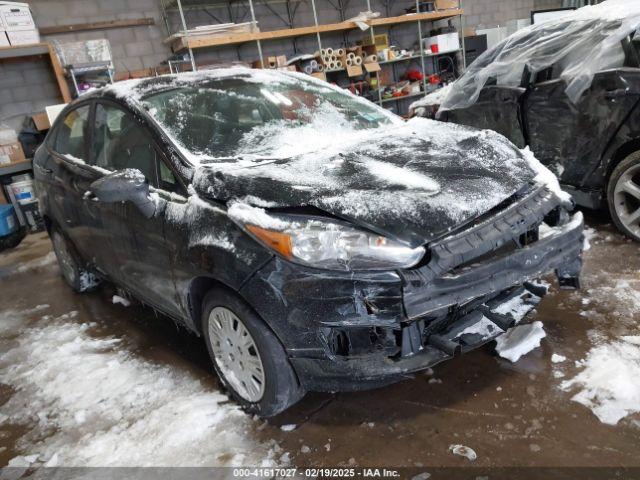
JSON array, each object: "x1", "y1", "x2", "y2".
[{"x1": 399, "y1": 183, "x2": 561, "y2": 317}]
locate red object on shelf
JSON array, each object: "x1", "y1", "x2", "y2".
[
  {"x1": 430, "y1": 43, "x2": 439, "y2": 53},
  {"x1": 404, "y1": 69, "x2": 424, "y2": 82},
  {"x1": 428, "y1": 74, "x2": 441, "y2": 85}
]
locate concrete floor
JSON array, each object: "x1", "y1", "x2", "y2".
[{"x1": 0, "y1": 211, "x2": 639, "y2": 469}]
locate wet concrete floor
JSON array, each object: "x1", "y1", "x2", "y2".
[{"x1": 0, "y1": 210, "x2": 638, "y2": 469}]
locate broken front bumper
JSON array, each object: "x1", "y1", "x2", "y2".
[{"x1": 240, "y1": 186, "x2": 584, "y2": 392}]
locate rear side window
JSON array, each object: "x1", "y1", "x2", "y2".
[
  {"x1": 92, "y1": 103, "x2": 158, "y2": 184},
  {"x1": 52, "y1": 105, "x2": 90, "y2": 160}
]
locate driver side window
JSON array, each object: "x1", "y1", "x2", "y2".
[{"x1": 92, "y1": 103, "x2": 158, "y2": 184}]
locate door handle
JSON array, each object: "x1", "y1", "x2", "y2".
[
  {"x1": 604, "y1": 88, "x2": 627, "y2": 99},
  {"x1": 34, "y1": 164, "x2": 53, "y2": 176}
]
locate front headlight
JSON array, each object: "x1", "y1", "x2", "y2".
[{"x1": 241, "y1": 214, "x2": 425, "y2": 271}]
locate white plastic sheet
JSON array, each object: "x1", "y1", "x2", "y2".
[{"x1": 437, "y1": 0, "x2": 640, "y2": 112}]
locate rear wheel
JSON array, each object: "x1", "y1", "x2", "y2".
[
  {"x1": 608, "y1": 152, "x2": 640, "y2": 242},
  {"x1": 50, "y1": 229, "x2": 100, "y2": 292},
  {"x1": 202, "y1": 288, "x2": 304, "y2": 417}
]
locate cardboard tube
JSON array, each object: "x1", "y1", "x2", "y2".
[
  {"x1": 346, "y1": 58, "x2": 353, "y2": 66},
  {"x1": 325, "y1": 47, "x2": 334, "y2": 56},
  {"x1": 335, "y1": 60, "x2": 343, "y2": 69},
  {"x1": 336, "y1": 48, "x2": 345, "y2": 57},
  {"x1": 316, "y1": 64, "x2": 324, "y2": 72},
  {"x1": 355, "y1": 56, "x2": 363, "y2": 65},
  {"x1": 364, "y1": 54, "x2": 377, "y2": 63}
]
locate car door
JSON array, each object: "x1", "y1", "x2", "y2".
[
  {"x1": 43, "y1": 103, "x2": 110, "y2": 262},
  {"x1": 91, "y1": 101, "x2": 182, "y2": 316},
  {"x1": 522, "y1": 69, "x2": 640, "y2": 186},
  {"x1": 444, "y1": 84, "x2": 527, "y2": 148},
  {"x1": 522, "y1": 34, "x2": 640, "y2": 186}
]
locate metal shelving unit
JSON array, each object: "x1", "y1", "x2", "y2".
[{"x1": 161, "y1": 0, "x2": 466, "y2": 113}]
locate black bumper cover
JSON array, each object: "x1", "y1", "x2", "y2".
[{"x1": 290, "y1": 211, "x2": 583, "y2": 392}]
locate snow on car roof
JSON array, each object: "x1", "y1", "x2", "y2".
[
  {"x1": 104, "y1": 67, "x2": 387, "y2": 116},
  {"x1": 412, "y1": 0, "x2": 640, "y2": 113}
]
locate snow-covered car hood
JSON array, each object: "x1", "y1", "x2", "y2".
[{"x1": 193, "y1": 118, "x2": 538, "y2": 246}]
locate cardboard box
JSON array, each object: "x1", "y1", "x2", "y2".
[
  {"x1": 310, "y1": 71, "x2": 326, "y2": 82},
  {"x1": 360, "y1": 34, "x2": 389, "y2": 51},
  {"x1": 0, "y1": 2, "x2": 36, "y2": 31},
  {"x1": 424, "y1": 32, "x2": 460, "y2": 53},
  {"x1": 32, "y1": 112, "x2": 50, "y2": 131},
  {"x1": 364, "y1": 61, "x2": 381, "y2": 73},
  {"x1": 0, "y1": 141, "x2": 26, "y2": 165},
  {"x1": 435, "y1": 0, "x2": 459, "y2": 9},
  {"x1": 0, "y1": 31, "x2": 9, "y2": 47},
  {"x1": 6, "y1": 28, "x2": 39, "y2": 45},
  {"x1": 346, "y1": 64, "x2": 363, "y2": 77},
  {"x1": 463, "y1": 27, "x2": 477, "y2": 37}
]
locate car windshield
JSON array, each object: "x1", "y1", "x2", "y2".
[{"x1": 143, "y1": 76, "x2": 398, "y2": 160}]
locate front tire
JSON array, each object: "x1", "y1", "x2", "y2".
[
  {"x1": 202, "y1": 288, "x2": 304, "y2": 417},
  {"x1": 50, "y1": 229, "x2": 100, "y2": 292},
  {"x1": 608, "y1": 151, "x2": 640, "y2": 242}
]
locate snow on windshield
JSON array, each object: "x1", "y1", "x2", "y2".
[
  {"x1": 106, "y1": 68, "x2": 399, "y2": 164},
  {"x1": 418, "y1": 0, "x2": 640, "y2": 112}
]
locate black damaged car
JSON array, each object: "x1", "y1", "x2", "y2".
[
  {"x1": 412, "y1": 1, "x2": 640, "y2": 241},
  {"x1": 34, "y1": 69, "x2": 583, "y2": 416}
]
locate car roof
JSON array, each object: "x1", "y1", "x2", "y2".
[{"x1": 92, "y1": 67, "x2": 311, "y2": 105}]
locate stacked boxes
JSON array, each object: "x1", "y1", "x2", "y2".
[
  {"x1": 0, "y1": 128, "x2": 26, "y2": 167},
  {"x1": 0, "y1": 2, "x2": 40, "y2": 47}
]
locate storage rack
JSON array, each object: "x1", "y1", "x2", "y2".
[{"x1": 160, "y1": 0, "x2": 465, "y2": 114}]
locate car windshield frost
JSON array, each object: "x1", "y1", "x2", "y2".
[{"x1": 143, "y1": 78, "x2": 397, "y2": 160}]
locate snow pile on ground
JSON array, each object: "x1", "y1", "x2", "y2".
[
  {"x1": 495, "y1": 321, "x2": 546, "y2": 362},
  {"x1": 449, "y1": 444, "x2": 477, "y2": 461},
  {"x1": 560, "y1": 336, "x2": 640, "y2": 425},
  {"x1": 111, "y1": 295, "x2": 131, "y2": 307},
  {"x1": 0, "y1": 313, "x2": 281, "y2": 467},
  {"x1": 15, "y1": 252, "x2": 57, "y2": 273},
  {"x1": 551, "y1": 354, "x2": 567, "y2": 363},
  {"x1": 582, "y1": 226, "x2": 599, "y2": 251}
]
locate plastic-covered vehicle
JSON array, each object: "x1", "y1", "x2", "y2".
[
  {"x1": 412, "y1": 0, "x2": 640, "y2": 241},
  {"x1": 34, "y1": 69, "x2": 583, "y2": 416}
]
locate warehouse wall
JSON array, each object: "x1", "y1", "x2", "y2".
[
  {"x1": 1, "y1": 0, "x2": 171, "y2": 130},
  {"x1": 1, "y1": 0, "x2": 563, "y2": 131}
]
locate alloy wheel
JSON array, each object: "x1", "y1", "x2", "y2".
[
  {"x1": 208, "y1": 306, "x2": 266, "y2": 402},
  {"x1": 613, "y1": 163, "x2": 640, "y2": 239}
]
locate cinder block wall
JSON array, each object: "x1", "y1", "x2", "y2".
[{"x1": 1, "y1": 0, "x2": 562, "y2": 131}]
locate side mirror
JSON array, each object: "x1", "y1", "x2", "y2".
[{"x1": 89, "y1": 169, "x2": 157, "y2": 219}]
